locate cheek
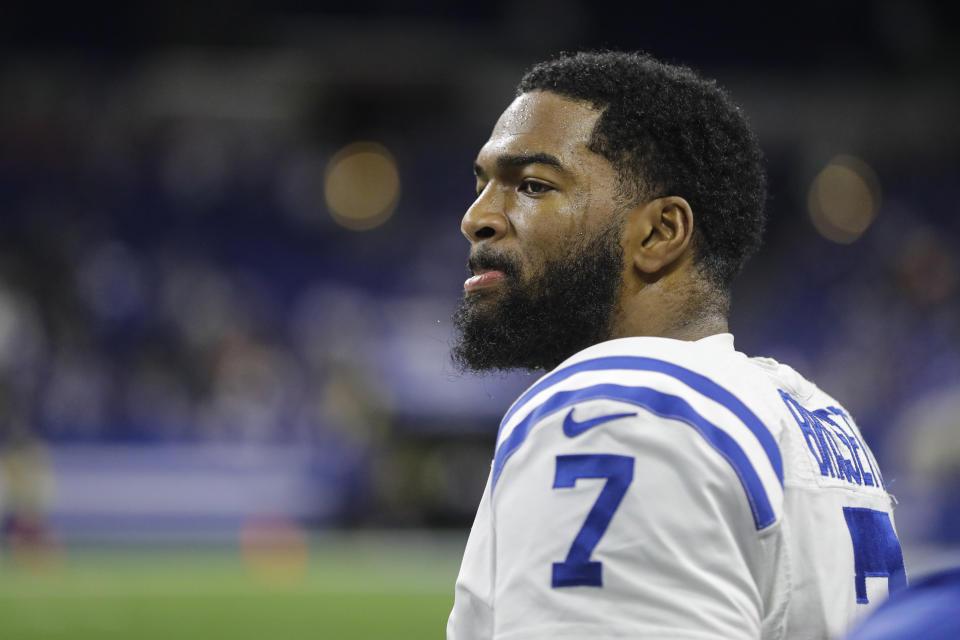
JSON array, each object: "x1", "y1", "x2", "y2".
[
  {"x1": 514, "y1": 195, "x2": 593, "y2": 244},
  {"x1": 514, "y1": 243, "x2": 547, "y2": 284},
  {"x1": 510, "y1": 187, "x2": 606, "y2": 275},
  {"x1": 517, "y1": 231, "x2": 573, "y2": 284}
]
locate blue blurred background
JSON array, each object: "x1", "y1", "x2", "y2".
[{"x1": 1, "y1": 0, "x2": 958, "y2": 575}]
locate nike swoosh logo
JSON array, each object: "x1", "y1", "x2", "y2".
[{"x1": 562, "y1": 409, "x2": 638, "y2": 437}]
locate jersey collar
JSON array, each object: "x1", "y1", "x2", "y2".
[{"x1": 559, "y1": 332, "x2": 736, "y2": 369}]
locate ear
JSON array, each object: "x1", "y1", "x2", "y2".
[{"x1": 624, "y1": 196, "x2": 694, "y2": 274}]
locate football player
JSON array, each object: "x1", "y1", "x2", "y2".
[{"x1": 447, "y1": 51, "x2": 905, "y2": 640}]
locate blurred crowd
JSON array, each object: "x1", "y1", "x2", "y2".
[{"x1": 0, "y1": 54, "x2": 519, "y2": 533}]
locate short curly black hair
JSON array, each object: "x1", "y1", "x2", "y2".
[{"x1": 517, "y1": 51, "x2": 767, "y2": 289}]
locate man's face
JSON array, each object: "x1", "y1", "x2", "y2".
[{"x1": 452, "y1": 91, "x2": 630, "y2": 372}]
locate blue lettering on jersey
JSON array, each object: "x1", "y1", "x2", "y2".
[
  {"x1": 779, "y1": 391, "x2": 880, "y2": 488},
  {"x1": 829, "y1": 405, "x2": 882, "y2": 487}
]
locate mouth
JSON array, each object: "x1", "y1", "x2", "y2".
[{"x1": 464, "y1": 269, "x2": 507, "y2": 293}]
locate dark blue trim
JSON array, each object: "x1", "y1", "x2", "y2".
[
  {"x1": 492, "y1": 383, "x2": 778, "y2": 530},
  {"x1": 499, "y1": 356, "x2": 783, "y2": 484}
]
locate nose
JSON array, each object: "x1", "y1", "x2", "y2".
[{"x1": 461, "y1": 188, "x2": 508, "y2": 243}]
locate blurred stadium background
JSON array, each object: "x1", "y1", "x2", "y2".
[{"x1": 0, "y1": 1, "x2": 958, "y2": 637}]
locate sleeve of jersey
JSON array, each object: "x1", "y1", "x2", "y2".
[{"x1": 488, "y1": 380, "x2": 785, "y2": 640}]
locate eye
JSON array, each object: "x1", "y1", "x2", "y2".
[{"x1": 519, "y1": 180, "x2": 553, "y2": 196}]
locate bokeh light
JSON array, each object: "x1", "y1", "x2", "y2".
[
  {"x1": 807, "y1": 154, "x2": 881, "y2": 244},
  {"x1": 324, "y1": 142, "x2": 400, "y2": 231},
  {"x1": 897, "y1": 228, "x2": 959, "y2": 306}
]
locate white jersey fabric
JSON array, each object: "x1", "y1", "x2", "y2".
[{"x1": 447, "y1": 334, "x2": 904, "y2": 640}]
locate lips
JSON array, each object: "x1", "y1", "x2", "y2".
[{"x1": 464, "y1": 270, "x2": 507, "y2": 292}]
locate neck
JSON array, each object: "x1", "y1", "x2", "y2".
[{"x1": 611, "y1": 270, "x2": 729, "y2": 342}]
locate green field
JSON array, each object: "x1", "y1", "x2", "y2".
[{"x1": 0, "y1": 532, "x2": 464, "y2": 640}]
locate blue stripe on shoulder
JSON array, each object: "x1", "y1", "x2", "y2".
[
  {"x1": 491, "y1": 383, "x2": 777, "y2": 530},
  {"x1": 499, "y1": 356, "x2": 783, "y2": 484}
]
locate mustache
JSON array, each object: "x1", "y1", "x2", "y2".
[{"x1": 468, "y1": 247, "x2": 523, "y2": 279}]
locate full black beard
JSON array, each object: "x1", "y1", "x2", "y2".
[{"x1": 452, "y1": 222, "x2": 624, "y2": 373}]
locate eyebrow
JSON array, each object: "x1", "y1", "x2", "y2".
[{"x1": 474, "y1": 152, "x2": 566, "y2": 177}]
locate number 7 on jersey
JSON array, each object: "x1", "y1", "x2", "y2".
[{"x1": 552, "y1": 454, "x2": 635, "y2": 588}]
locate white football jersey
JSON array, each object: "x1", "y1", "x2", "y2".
[{"x1": 447, "y1": 334, "x2": 904, "y2": 640}]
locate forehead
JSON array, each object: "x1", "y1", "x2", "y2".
[{"x1": 478, "y1": 91, "x2": 603, "y2": 164}]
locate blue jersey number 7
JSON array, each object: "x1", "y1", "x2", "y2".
[
  {"x1": 843, "y1": 506, "x2": 907, "y2": 603},
  {"x1": 552, "y1": 454, "x2": 635, "y2": 588}
]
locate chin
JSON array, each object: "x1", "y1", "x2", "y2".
[{"x1": 463, "y1": 287, "x2": 507, "y2": 311}]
